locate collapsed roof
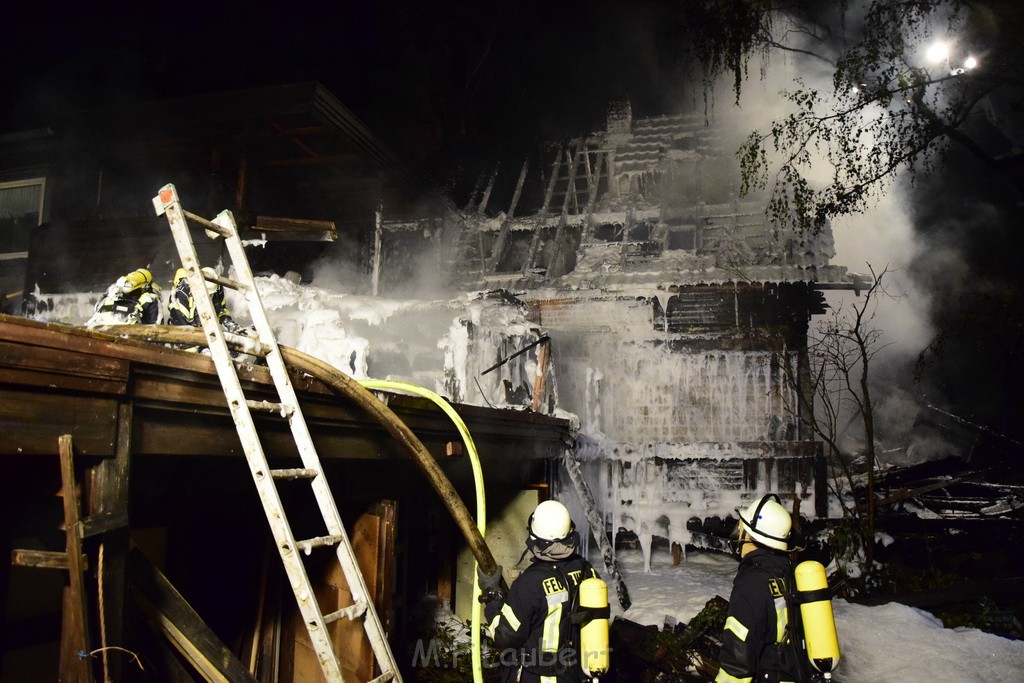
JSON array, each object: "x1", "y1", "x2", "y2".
[{"x1": 378, "y1": 103, "x2": 863, "y2": 296}]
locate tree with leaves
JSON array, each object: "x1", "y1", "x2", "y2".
[{"x1": 681, "y1": 0, "x2": 1024, "y2": 233}]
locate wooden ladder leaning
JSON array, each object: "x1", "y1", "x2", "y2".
[{"x1": 152, "y1": 183, "x2": 400, "y2": 683}]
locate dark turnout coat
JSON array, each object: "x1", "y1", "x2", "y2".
[
  {"x1": 484, "y1": 555, "x2": 598, "y2": 683},
  {"x1": 167, "y1": 279, "x2": 239, "y2": 332},
  {"x1": 716, "y1": 548, "x2": 802, "y2": 683}
]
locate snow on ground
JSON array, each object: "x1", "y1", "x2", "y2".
[{"x1": 607, "y1": 547, "x2": 1024, "y2": 683}]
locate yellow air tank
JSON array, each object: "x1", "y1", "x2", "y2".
[
  {"x1": 578, "y1": 577, "x2": 610, "y2": 675},
  {"x1": 794, "y1": 560, "x2": 840, "y2": 673}
]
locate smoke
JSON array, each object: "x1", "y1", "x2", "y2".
[
  {"x1": 308, "y1": 235, "x2": 372, "y2": 295},
  {"x1": 706, "y1": 8, "x2": 944, "y2": 461}
]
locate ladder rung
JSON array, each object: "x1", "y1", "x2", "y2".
[
  {"x1": 270, "y1": 468, "x2": 318, "y2": 480},
  {"x1": 323, "y1": 600, "x2": 367, "y2": 624},
  {"x1": 245, "y1": 399, "x2": 294, "y2": 417},
  {"x1": 203, "y1": 270, "x2": 246, "y2": 293},
  {"x1": 368, "y1": 672, "x2": 397, "y2": 683},
  {"x1": 296, "y1": 534, "x2": 344, "y2": 555},
  {"x1": 183, "y1": 209, "x2": 232, "y2": 237}
]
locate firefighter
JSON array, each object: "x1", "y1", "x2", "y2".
[
  {"x1": 85, "y1": 268, "x2": 161, "y2": 327},
  {"x1": 167, "y1": 267, "x2": 240, "y2": 333},
  {"x1": 477, "y1": 500, "x2": 599, "y2": 682},
  {"x1": 716, "y1": 494, "x2": 803, "y2": 683}
]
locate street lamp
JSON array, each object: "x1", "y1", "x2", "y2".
[
  {"x1": 925, "y1": 40, "x2": 978, "y2": 75},
  {"x1": 925, "y1": 41, "x2": 950, "y2": 65}
]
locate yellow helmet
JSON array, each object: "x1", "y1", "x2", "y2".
[{"x1": 118, "y1": 268, "x2": 153, "y2": 293}]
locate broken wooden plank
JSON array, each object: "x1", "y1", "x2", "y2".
[
  {"x1": 530, "y1": 339, "x2": 549, "y2": 412},
  {"x1": 10, "y1": 549, "x2": 87, "y2": 571},
  {"x1": 128, "y1": 548, "x2": 256, "y2": 683},
  {"x1": 866, "y1": 475, "x2": 977, "y2": 512}
]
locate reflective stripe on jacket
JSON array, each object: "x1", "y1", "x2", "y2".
[
  {"x1": 716, "y1": 548, "x2": 798, "y2": 683},
  {"x1": 168, "y1": 280, "x2": 238, "y2": 332},
  {"x1": 484, "y1": 554, "x2": 597, "y2": 683}
]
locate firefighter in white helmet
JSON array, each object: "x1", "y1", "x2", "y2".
[
  {"x1": 716, "y1": 494, "x2": 804, "y2": 683},
  {"x1": 86, "y1": 268, "x2": 161, "y2": 327},
  {"x1": 477, "y1": 500, "x2": 601, "y2": 682}
]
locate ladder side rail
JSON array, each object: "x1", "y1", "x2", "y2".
[
  {"x1": 154, "y1": 186, "x2": 348, "y2": 682},
  {"x1": 215, "y1": 211, "x2": 400, "y2": 678},
  {"x1": 214, "y1": 216, "x2": 356, "y2": 545}
]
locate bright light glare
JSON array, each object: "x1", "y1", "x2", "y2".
[
  {"x1": 926, "y1": 41, "x2": 950, "y2": 64},
  {"x1": 964, "y1": 56, "x2": 978, "y2": 70}
]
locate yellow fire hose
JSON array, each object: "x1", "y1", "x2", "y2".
[
  {"x1": 99, "y1": 325, "x2": 493, "y2": 681},
  {"x1": 358, "y1": 380, "x2": 487, "y2": 683}
]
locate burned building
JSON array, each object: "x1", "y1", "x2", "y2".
[
  {"x1": 0, "y1": 84, "x2": 567, "y2": 681},
  {"x1": 377, "y1": 104, "x2": 864, "y2": 569},
  {"x1": 2, "y1": 76, "x2": 864, "y2": 679}
]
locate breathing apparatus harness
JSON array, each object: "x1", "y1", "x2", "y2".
[
  {"x1": 504, "y1": 541, "x2": 610, "y2": 680},
  {"x1": 732, "y1": 494, "x2": 838, "y2": 682}
]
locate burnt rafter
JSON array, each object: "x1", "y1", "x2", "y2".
[{"x1": 267, "y1": 117, "x2": 324, "y2": 161}]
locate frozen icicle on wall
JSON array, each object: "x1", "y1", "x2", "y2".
[
  {"x1": 441, "y1": 315, "x2": 473, "y2": 401},
  {"x1": 589, "y1": 342, "x2": 796, "y2": 443},
  {"x1": 583, "y1": 367, "x2": 603, "y2": 436},
  {"x1": 561, "y1": 322, "x2": 810, "y2": 571},
  {"x1": 440, "y1": 296, "x2": 557, "y2": 410}
]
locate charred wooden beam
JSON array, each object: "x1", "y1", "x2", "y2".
[
  {"x1": 128, "y1": 549, "x2": 256, "y2": 682},
  {"x1": 57, "y1": 435, "x2": 94, "y2": 683},
  {"x1": 487, "y1": 158, "x2": 529, "y2": 273},
  {"x1": 523, "y1": 147, "x2": 564, "y2": 273},
  {"x1": 87, "y1": 402, "x2": 133, "y2": 681}
]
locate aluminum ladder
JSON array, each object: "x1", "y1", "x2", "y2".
[{"x1": 153, "y1": 183, "x2": 400, "y2": 683}]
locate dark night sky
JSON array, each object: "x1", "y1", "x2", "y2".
[{"x1": 1, "y1": 1, "x2": 697, "y2": 172}]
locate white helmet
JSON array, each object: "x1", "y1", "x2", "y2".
[
  {"x1": 737, "y1": 494, "x2": 792, "y2": 551},
  {"x1": 529, "y1": 500, "x2": 573, "y2": 541}
]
